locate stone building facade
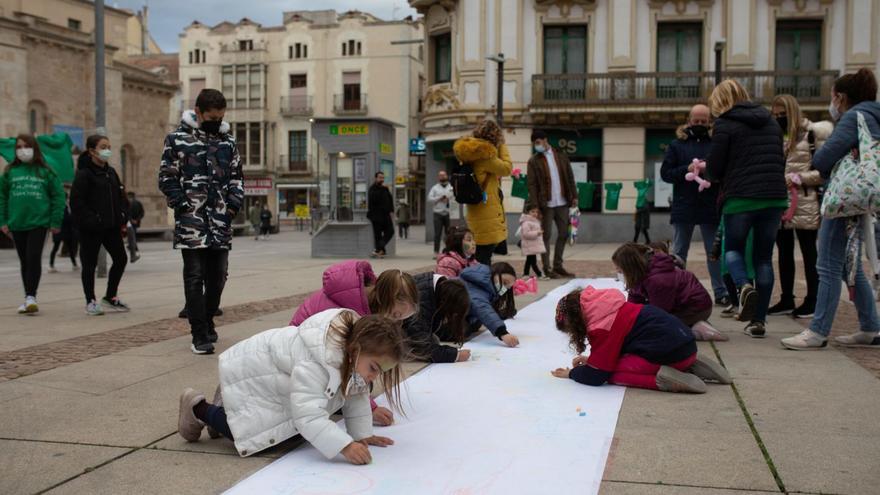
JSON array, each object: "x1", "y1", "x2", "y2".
[
  {"x1": 0, "y1": 0, "x2": 176, "y2": 229},
  {"x1": 410, "y1": 0, "x2": 880, "y2": 243}
]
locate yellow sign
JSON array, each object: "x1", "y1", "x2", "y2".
[
  {"x1": 380, "y1": 143, "x2": 393, "y2": 154},
  {"x1": 395, "y1": 175, "x2": 406, "y2": 185},
  {"x1": 294, "y1": 204, "x2": 310, "y2": 219},
  {"x1": 330, "y1": 124, "x2": 369, "y2": 136}
]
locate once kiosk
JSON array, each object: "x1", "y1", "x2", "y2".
[{"x1": 310, "y1": 117, "x2": 401, "y2": 258}]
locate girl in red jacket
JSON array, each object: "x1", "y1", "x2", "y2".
[
  {"x1": 613, "y1": 243, "x2": 727, "y2": 342},
  {"x1": 551, "y1": 286, "x2": 730, "y2": 392}
]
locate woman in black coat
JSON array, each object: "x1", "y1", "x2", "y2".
[
  {"x1": 70, "y1": 134, "x2": 130, "y2": 315},
  {"x1": 705, "y1": 80, "x2": 786, "y2": 338}
]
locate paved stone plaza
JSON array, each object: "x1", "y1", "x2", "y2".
[{"x1": 1, "y1": 227, "x2": 878, "y2": 494}]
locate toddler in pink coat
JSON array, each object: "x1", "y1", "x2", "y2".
[{"x1": 519, "y1": 207, "x2": 547, "y2": 279}]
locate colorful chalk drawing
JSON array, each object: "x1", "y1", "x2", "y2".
[{"x1": 225, "y1": 279, "x2": 626, "y2": 495}]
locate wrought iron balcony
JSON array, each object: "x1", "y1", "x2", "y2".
[
  {"x1": 333, "y1": 93, "x2": 368, "y2": 115},
  {"x1": 531, "y1": 70, "x2": 838, "y2": 108},
  {"x1": 280, "y1": 95, "x2": 314, "y2": 116}
]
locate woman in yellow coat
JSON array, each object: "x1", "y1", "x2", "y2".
[{"x1": 452, "y1": 120, "x2": 513, "y2": 264}]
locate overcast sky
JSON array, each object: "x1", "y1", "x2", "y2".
[{"x1": 108, "y1": 0, "x2": 419, "y2": 53}]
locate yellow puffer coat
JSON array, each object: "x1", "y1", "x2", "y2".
[
  {"x1": 783, "y1": 119, "x2": 833, "y2": 230},
  {"x1": 452, "y1": 137, "x2": 512, "y2": 245}
]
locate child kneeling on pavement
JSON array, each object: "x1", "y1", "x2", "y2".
[
  {"x1": 177, "y1": 309, "x2": 409, "y2": 464},
  {"x1": 551, "y1": 286, "x2": 731, "y2": 392}
]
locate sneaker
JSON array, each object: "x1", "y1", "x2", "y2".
[
  {"x1": 101, "y1": 297, "x2": 130, "y2": 312},
  {"x1": 743, "y1": 321, "x2": 766, "y2": 338},
  {"x1": 689, "y1": 355, "x2": 733, "y2": 384},
  {"x1": 85, "y1": 300, "x2": 104, "y2": 316},
  {"x1": 737, "y1": 285, "x2": 758, "y2": 322},
  {"x1": 17, "y1": 303, "x2": 27, "y2": 314},
  {"x1": 781, "y1": 329, "x2": 828, "y2": 350},
  {"x1": 177, "y1": 388, "x2": 206, "y2": 442},
  {"x1": 655, "y1": 366, "x2": 707, "y2": 393},
  {"x1": 691, "y1": 321, "x2": 729, "y2": 342},
  {"x1": 207, "y1": 385, "x2": 223, "y2": 439},
  {"x1": 370, "y1": 250, "x2": 381, "y2": 258},
  {"x1": 539, "y1": 275, "x2": 551, "y2": 281},
  {"x1": 792, "y1": 302, "x2": 815, "y2": 319},
  {"x1": 48, "y1": 266, "x2": 58, "y2": 273},
  {"x1": 130, "y1": 252, "x2": 140, "y2": 263},
  {"x1": 191, "y1": 336, "x2": 214, "y2": 355},
  {"x1": 207, "y1": 326, "x2": 218, "y2": 344},
  {"x1": 767, "y1": 299, "x2": 795, "y2": 316},
  {"x1": 715, "y1": 295, "x2": 731, "y2": 307},
  {"x1": 554, "y1": 267, "x2": 576, "y2": 278},
  {"x1": 178, "y1": 307, "x2": 188, "y2": 319},
  {"x1": 215, "y1": 308, "x2": 224, "y2": 317},
  {"x1": 545, "y1": 270, "x2": 561, "y2": 280},
  {"x1": 720, "y1": 305, "x2": 738, "y2": 319},
  {"x1": 833, "y1": 331, "x2": 880, "y2": 348},
  {"x1": 23, "y1": 296, "x2": 38, "y2": 314}
]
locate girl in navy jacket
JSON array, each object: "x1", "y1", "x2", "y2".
[{"x1": 459, "y1": 262, "x2": 520, "y2": 347}]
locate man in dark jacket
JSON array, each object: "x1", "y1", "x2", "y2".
[
  {"x1": 159, "y1": 88, "x2": 243, "y2": 355},
  {"x1": 660, "y1": 104, "x2": 729, "y2": 305},
  {"x1": 367, "y1": 171, "x2": 394, "y2": 257},
  {"x1": 126, "y1": 191, "x2": 143, "y2": 262},
  {"x1": 526, "y1": 130, "x2": 578, "y2": 278}
]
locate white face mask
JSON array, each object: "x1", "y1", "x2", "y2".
[
  {"x1": 16, "y1": 148, "x2": 34, "y2": 163},
  {"x1": 495, "y1": 282, "x2": 509, "y2": 297},
  {"x1": 345, "y1": 355, "x2": 370, "y2": 395},
  {"x1": 534, "y1": 145, "x2": 546, "y2": 154},
  {"x1": 98, "y1": 149, "x2": 113, "y2": 161},
  {"x1": 616, "y1": 272, "x2": 625, "y2": 283},
  {"x1": 828, "y1": 101, "x2": 842, "y2": 122}
]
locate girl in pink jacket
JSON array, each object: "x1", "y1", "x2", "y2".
[
  {"x1": 435, "y1": 225, "x2": 478, "y2": 278},
  {"x1": 519, "y1": 206, "x2": 547, "y2": 279},
  {"x1": 289, "y1": 260, "x2": 419, "y2": 426}
]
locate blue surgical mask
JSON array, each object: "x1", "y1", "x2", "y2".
[
  {"x1": 828, "y1": 101, "x2": 841, "y2": 122},
  {"x1": 98, "y1": 149, "x2": 113, "y2": 161},
  {"x1": 534, "y1": 145, "x2": 546, "y2": 154}
]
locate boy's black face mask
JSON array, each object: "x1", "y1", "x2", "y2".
[{"x1": 201, "y1": 120, "x2": 222, "y2": 134}]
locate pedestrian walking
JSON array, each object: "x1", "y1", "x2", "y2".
[
  {"x1": 0, "y1": 134, "x2": 65, "y2": 314},
  {"x1": 49, "y1": 197, "x2": 78, "y2": 272},
  {"x1": 452, "y1": 120, "x2": 512, "y2": 265},
  {"x1": 367, "y1": 172, "x2": 395, "y2": 257},
  {"x1": 159, "y1": 88, "x2": 243, "y2": 354},
  {"x1": 249, "y1": 201, "x2": 261, "y2": 240},
  {"x1": 126, "y1": 191, "x2": 143, "y2": 263},
  {"x1": 527, "y1": 129, "x2": 577, "y2": 278},
  {"x1": 395, "y1": 199, "x2": 411, "y2": 239},
  {"x1": 428, "y1": 170, "x2": 454, "y2": 257},
  {"x1": 259, "y1": 204, "x2": 272, "y2": 239},
  {"x1": 766, "y1": 94, "x2": 832, "y2": 319},
  {"x1": 660, "y1": 104, "x2": 730, "y2": 306},
  {"x1": 781, "y1": 68, "x2": 880, "y2": 350},
  {"x1": 70, "y1": 135, "x2": 131, "y2": 316},
  {"x1": 706, "y1": 79, "x2": 787, "y2": 338}
]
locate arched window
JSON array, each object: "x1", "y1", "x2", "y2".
[{"x1": 27, "y1": 100, "x2": 49, "y2": 134}]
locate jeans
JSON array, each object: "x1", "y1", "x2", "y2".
[
  {"x1": 724, "y1": 208, "x2": 784, "y2": 323},
  {"x1": 371, "y1": 217, "x2": 394, "y2": 253},
  {"x1": 775, "y1": 228, "x2": 818, "y2": 304},
  {"x1": 672, "y1": 223, "x2": 727, "y2": 300},
  {"x1": 433, "y1": 213, "x2": 450, "y2": 253},
  {"x1": 12, "y1": 228, "x2": 47, "y2": 297},
  {"x1": 182, "y1": 249, "x2": 229, "y2": 339},
  {"x1": 810, "y1": 216, "x2": 880, "y2": 337},
  {"x1": 80, "y1": 227, "x2": 128, "y2": 303},
  {"x1": 540, "y1": 205, "x2": 570, "y2": 272}
]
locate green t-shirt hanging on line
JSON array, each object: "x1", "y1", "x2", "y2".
[
  {"x1": 604, "y1": 182, "x2": 622, "y2": 211},
  {"x1": 634, "y1": 179, "x2": 652, "y2": 209}
]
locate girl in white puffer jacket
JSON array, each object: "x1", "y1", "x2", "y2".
[{"x1": 176, "y1": 309, "x2": 409, "y2": 465}]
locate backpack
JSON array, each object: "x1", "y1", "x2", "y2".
[{"x1": 451, "y1": 161, "x2": 488, "y2": 205}]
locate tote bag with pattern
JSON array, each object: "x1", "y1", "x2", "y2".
[{"x1": 821, "y1": 111, "x2": 880, "y2": 218}]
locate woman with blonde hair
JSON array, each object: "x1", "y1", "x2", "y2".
[
  {"x1": 766, "y1": 94, "x2": 832, "y2": 318},
  {"x1": 452, "y1": 120, "x2": 513, "y2": 265},
  {"x1": 705, "y1": 79, "x2": 786, "y2": 338}
]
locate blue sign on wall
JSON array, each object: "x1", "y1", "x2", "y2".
[
  {"x1": 409, "y1": 137, "x2": 426, "y2": 156},
  {"x1": 53, "y1": 125, "x2": 84, "y2": 151}
]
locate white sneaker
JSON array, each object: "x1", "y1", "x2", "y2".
[
  {"x1": 834, "y1": 331, "x2": 880, "y2": 348},
  {"x1": 17, "y1": 303, "x2": 27, "y2": 314},
  {"x1": 24, "y1": 296, "x2": 38, "y2": 314},
  {"x1": 48, "y1": 266, "x2": 58, "y2": 273},
  {"x1": 781, "y1": 329, "x2": 828, "y2": 350},
  {"x1": 86, "y1": 300, "x2": 105, "y2": 316}
]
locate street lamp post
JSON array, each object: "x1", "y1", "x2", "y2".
[
  {"x1": 487, "y1": 53, "x2": 505, "y2": 126},
  {"x1": 714, "y1": 40, "x2": 726, "y2": 86}
]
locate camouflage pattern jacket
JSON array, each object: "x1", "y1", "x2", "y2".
[{"x1": 159, "y1": 111, "x2": 244, "y2": 249}]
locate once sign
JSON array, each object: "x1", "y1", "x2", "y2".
[{"x1": 329, "y1": 124, "x2": 369, "y2": 136}]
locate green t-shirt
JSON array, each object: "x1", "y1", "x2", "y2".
[
  {"x1": 577, "y1": 182, "x2": 596, "y2": 209},
  {"x1": 634, "y1": 179, "x2": 652, "y2": 209},
  {"x1": 0, "y1": 164, "x2": 65, "y2": 231},
  {"x1": 604, "y1": 182, "x2": 623, "y2": 211},
  {"x1": 722, "y1": 197, "x2": 788, "y2": 215}
]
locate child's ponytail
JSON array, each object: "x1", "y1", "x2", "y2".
[{"x1": 555, "y1": 290, "x2": 589, "y2": 354}]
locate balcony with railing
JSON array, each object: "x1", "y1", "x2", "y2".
[
  {"x1": 218, "y1": 45, "x2": 268, "y2": 63},
  {"x1": 280, "y1": 95, "x2": 314, "y2": 117},
  {"x1": 333, "y1": 93, "x2": 368, "y2": 115},
  {"x1": 530, "y1": 70, "x2": 838, "y2": 110},
  {"x1": 278, "y1": 154, "x2": 312, "y2": 175}
]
